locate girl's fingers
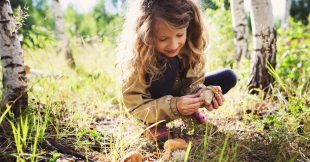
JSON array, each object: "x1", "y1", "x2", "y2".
[
  {"x1": 180, "y1": 105, "x2": 198, "y2": 113},
  {"x1": 212, "y1": 98, "x2": 219, "y2": 109},
  {"x1": 186, "y1": 103, "x2": 202, "y2": 109},
  {"x1": 220, "y1": 93, "x2": 225, "y2": 102},
  {"x1": 215, "y1": 86, "x2": 222, "y2": 93},
  {"x1": 182, "y1": 111, "x2": 189, "y2": 115},
  {"x1": 214, "y1": 93, "x2": 223, "y2": 106},
  {"x1": 183, "y1": 109, "x2": 197, "y2": 116},
  {"x1": 205, "y1": 104, "x2": 213, "y2": 111},
  {"x1": 216, "y1": 89, "x2": 225, "y2": 103},
  {"x1": 186, "y1": 97, "x2": 204, "y2": 104},
  {"x1": 196, "y1": 89, "x2": 203, "y2": 95},
  {"x1": 186, "y1": 94, "x2": 200, "y2": 98}
]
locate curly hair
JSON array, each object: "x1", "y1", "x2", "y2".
[{"x1": 117, "y1": 0, "x2": 208, "y2": 87}]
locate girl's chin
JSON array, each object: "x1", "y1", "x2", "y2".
[{"x1": 162, "y1": 51, "x2": 179, "y2": 58}]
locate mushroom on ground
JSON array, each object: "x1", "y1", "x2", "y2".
[
  {"x1": 120, "y1": 151, "x2": 144, "y2": 162},
  {"x1": 162, "y1": 138, "x2": 188, "y2": 161}
]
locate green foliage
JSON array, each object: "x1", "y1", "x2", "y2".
[
  {"x1": 11, "y1": 0, "x2": 35, "y2": 31},
  {"x1": 97, "y1": 16, "x2": 124, "y2": 44},
  {"x1": 0, "y1": 105, "x2": 11, "y2": 124},
  {"x1": 22, "y1": 26, "x2": 55, "y2": 49},
  {"x1": 276, "y1": 17, "x2": 310, "y2": 85},
  {"x1": 8, "y1": 110, "x2": 49, "y2": 161},
  {"x1": 183, "y1": 141, "x2": 192, "y2": 162},
  {"x1": 49, "y1": 151, "x2": 61, "y2": 162},
  {"x1": 63, "y1": 1, "x2": 124, "y2": 44},
  {"x1": 207, "y1": 5, "x2": 234, "y2": 44},
  {"x1": 218, "y1": 134, "x2": 229, "y2": 162},
  {"x1": 205, "y1": 6, "x2": 236, "y2": 69},
  {"x1": 201, "y1": 0, "x2": 219, "y2": 10},
  {"x1": 78, "y1": 14, "x2": 98, "y2": 36},
  {"x1": 64, "y1": 6, "x2": 95, "y2": 37},
  {"x1": 12, "y1": 0, "x2": 54, "y2": 49},
  {"x1": 201, "y1": 0, "x2": 230, "y2": 11},
  {"x1": 223, "y1": 0, "x2": 230, "y2": 10},
  {"x1": 91, "y1": 0, "x2": 124, "y2": 43},
  {"x1": 64, "y1": 6, "x2": 82, "y2": 36}
]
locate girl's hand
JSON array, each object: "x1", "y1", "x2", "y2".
[
  {"x1": 197, "y1": 86, "x2": 225, "y2": 111},
  {"x1": 176, "y1": 94, "x2": 204, "y2": 116},
  {"x1": 204, "y1": 86, "x2": 224, "y2": 111}
]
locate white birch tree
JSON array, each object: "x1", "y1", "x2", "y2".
[
  {"x1": 248, "y1": 0, "x2": 277, "y2": 94},
  {"x1": 281, "y1": 0, "x2": 291, "y2": 29},
  {"x1": 0, "y1": 0, "x2": 28, "y2": 116},
  {"x1": 52, "y1": 0, "x2": 76, "y2": 68},
  {"x1": 231, "y1": 0, "x2": 249, "y2": 64}
]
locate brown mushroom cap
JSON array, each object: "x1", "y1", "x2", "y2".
[
  {"x1": 121, "y1": 151, "x2": 144, "y2": 162},
  {"x1": 164, "y1": 138, "x2": 188, "y2": 151}
]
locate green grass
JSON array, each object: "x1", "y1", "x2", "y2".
[{"x1": 0, "y1": 17, "x2": 309, "y2": 162}]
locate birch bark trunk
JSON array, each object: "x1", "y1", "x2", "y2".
[
  {"x1": 52, "y1": 0, "x2": 76, "y2": 68},
  {"x1": 248, "y1": 0, "x2": 277, "y2": 94},
  {"x1": 0, "y1": 0, "x2": 28, "y2": 116},
  {"x1": 231, "y1": 0, "x2": 249, "y2": 63},
  {"x1": 282, "y1": 0, "x2": 291, "y2": 29}
]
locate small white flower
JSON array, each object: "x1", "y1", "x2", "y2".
[{"x1": 171, "y1": 149, "x2": 186, "y2": 162}]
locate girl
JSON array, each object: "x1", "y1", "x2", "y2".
[{"x1": 118, "y1": 0, "x2": 237, "y2": 141}]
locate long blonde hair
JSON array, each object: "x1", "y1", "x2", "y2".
[{"x1": 117, "y1": 0, "x2": 208, "y2": 87}]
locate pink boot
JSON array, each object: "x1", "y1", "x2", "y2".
[
  {"x1": 193, "y1": 111, "x2": 206, "y2": 124},
  {"x1": 147, "y1": 123, "x2": 170, "y2": 141}
]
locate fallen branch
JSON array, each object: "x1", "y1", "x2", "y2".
[
  {"x1": 25, "y1": 65, "x2": 63, "y2": 78},
  {"x1": 46, "y1": 138, "x2": 94, "y2": 162}
]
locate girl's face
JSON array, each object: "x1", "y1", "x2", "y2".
[{"x1": 153, "y1": 20, "x2": 187, "y2": 58}]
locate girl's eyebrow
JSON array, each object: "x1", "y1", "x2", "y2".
[
  {"x1": 158, "y1": 32, "x2": 184, "y2": 38},
  {"x1": 176, "y1": 29, "x2": 187, "y2": 33},
  {"x1": 157, "y1": 29, "x2": 186, "y2": 37},
  {"x1": 158, "y1": 36, "x2": 168, "y2": 39}
]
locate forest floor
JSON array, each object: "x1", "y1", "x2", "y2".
[{"x1": 0, "y1": 41, "x2": 309, "y2": 162}]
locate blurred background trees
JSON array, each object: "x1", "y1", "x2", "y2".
[
  {"x1": 10, "y1": 0, "x2": 309, "y2": 90},
  {"x1": 11, "y1": 0, "x2": 309, "y2": 48},
  {"x1": 11, "y1": 0, "x2": 124, "y2": 49}
]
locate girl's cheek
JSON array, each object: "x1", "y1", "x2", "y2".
[{"x1": 156, "y1": 42, "x2": 165, "y2": 50}]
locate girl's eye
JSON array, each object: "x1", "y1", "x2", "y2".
[
  {"x1": 177, "y1": 34, "x2": 184, "y2": 37},
  {"x1": 159, "y1": 38, "x2": 167, "y2": 41}
]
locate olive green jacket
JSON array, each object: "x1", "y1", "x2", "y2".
[{"x1": 122, "y1": 55, "x2": 206, "y2": 124}]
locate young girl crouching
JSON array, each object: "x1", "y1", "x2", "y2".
[{"x1": 118, "y1": 0, "x2": 237, "y2": 141}]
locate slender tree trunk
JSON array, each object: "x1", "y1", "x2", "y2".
[
  {"x1": 52, "y1": 0, "x2": 76, "y2": 69},
  {"x1": 0, "y1": 0, "x2": 28, "y2": 117},
  {"x1": 248, "y1": 0, "x2": 277, "y2": 94},
  {"x1": 231, "y1": 0, "x2": 249, "y2": 64},
  {"x1": 282, "y1": 0, "x2": 291, "y2": 29}
]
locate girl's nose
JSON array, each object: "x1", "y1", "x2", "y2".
[{"x1": 168, "y1": 38, "x2": 179, "y2": 50}]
